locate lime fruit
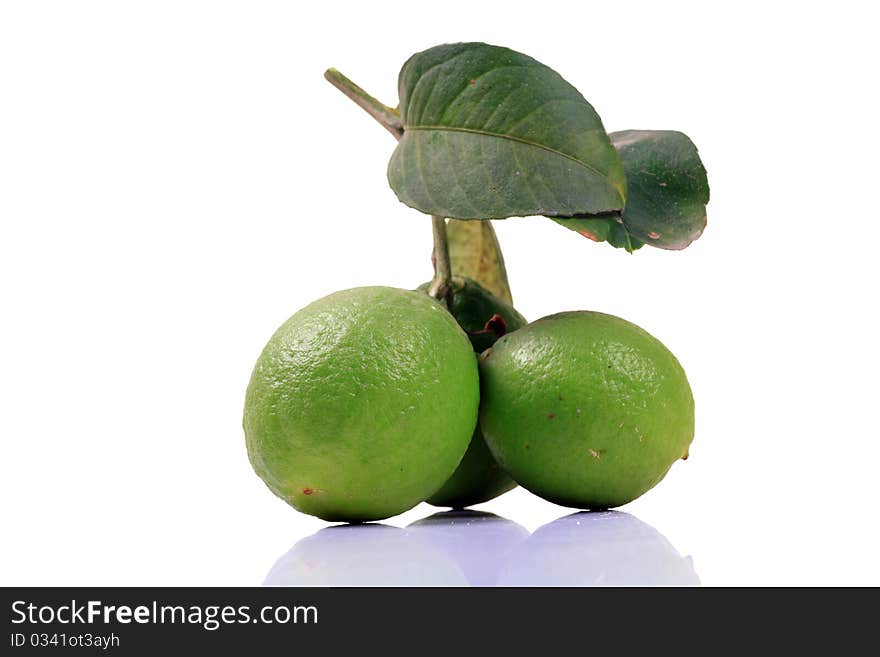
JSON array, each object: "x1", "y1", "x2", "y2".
[
  {"x1": 426, "y1": 431, "x2": 515, "y2": 508},
  {"x1": 479, "y1": 311, "x2": 694, "y2": 509},
  {"x1": 243, "y1": 286, "x2": 479, "y2": 522},
  {"x1": 418, "y1": 278, "x2": 525, "y2": 508}
]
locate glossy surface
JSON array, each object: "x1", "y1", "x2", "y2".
[
  {"x1": 264, "y1": 524, "x2": 467, "y2": 586},
  {"x1": 244, "y1": 287, "x2": 479, "y2": 522},
  {"x1": 480, "y1": 311, "x2": 694, "y2": 509},
  {"x1": 264, "y1": 510, "x2": 697, "y2": 586},
  {"x1": 497, "y1": 511, "x2": 699, "y2": 586},
  {"x1": 407, "y1": 511, "x2": 529, "y2": 586}
]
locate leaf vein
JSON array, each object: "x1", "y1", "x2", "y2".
[
  {"x1": 443, "y1": 133, "x2": 484, "y2": 217},
  {"x1": 405, "y1": 125, "x2": 609, "y2": 182},
  {"x1": 439, "y1": 63, "x2": 537, "y2": 122}
]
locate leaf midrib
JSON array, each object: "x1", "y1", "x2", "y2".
[{"x1": 404, "y1": 125, "x2": 612, "y2": 184}]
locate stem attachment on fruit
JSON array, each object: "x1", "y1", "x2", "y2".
[
  {"x1": 324, "y1": 68, "x2": 404, "y2": 139},
  {"x1": 428, "y1": 215, "x2": 453, "y2": 308}
]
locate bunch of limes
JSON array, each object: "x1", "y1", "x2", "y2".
[{"x1": 244, "y1": 278, "x2": 694, "y2": 522}]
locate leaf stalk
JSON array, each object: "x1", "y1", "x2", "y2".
[
  {"x1": 324, "y1": 70, "x2": 453, "y2": 307},
  {"x1": 323, "y1": 68, "x2": 403, "y2": 139}
]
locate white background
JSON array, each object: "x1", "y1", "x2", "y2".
[{"x1": 1, "y1": 1, "x2": 878, "y2": 586}]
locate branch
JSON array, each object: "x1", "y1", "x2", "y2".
[
  {"x1": 324, "y1": 70, "x2": 452, "y2": 308},
  {"x1": 324, "y1": 68, "x2": 403, "y2": 139}
]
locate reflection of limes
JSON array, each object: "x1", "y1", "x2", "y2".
[
  {"x1": 480, "y1": 311, "x2": 694, "y2": 509},
  {"x1": 263, "y1": 525, "x2": 467, "y2": 586},
  {"x1": 243, "y1": 286, "x2": 479, "y2": 522},
  {"x1": 419, "y1": 278, "x2": 526, "y2": 508},
  {"x1": 407, "y1": 511, "x2": 529, "y2": 586},
  {"x1": 496, "y1": 512, "x2": 699, "y2": 586}
]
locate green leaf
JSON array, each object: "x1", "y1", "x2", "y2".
[
  {"x1": 553, "y1": 130, "x2": 709, "y2": 251},
  {"x1": 612, "y1": 130, "x2": 709, "y2": 250},
  {"x1": 388, "y1": 43, "x2": 626, "y2": 220},
  {"x1": 551, "y1": 215, "x2": 644, "y2": 253},
  {"x1": 446, "y1": 219, "x2": 513, "y2": 303}
]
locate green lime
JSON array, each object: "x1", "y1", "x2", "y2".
[
  {"x1": 243, "y1": 286, "x2": 479, "y2": 522},
  {"x1": 419, "y1": 278, "x2": 526, "y2": 508},
  {"x1": 479, "y1": 311, "x2": 694, "y2": 509},
  {"x1": 426, "y1": 430, "x2": 516, "y2": 508}
]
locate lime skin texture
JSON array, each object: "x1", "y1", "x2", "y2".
[
  {"x1": 426, "y1": 429, "x2": 516, "y2": 508},
  {"x1": 420, "y1": 278, "x2": 526, "y2": 509},
  {"x1": 243, "y1": 286, "x2": 480, "y2": 522},
  {"x1": 479, "y1": 311, "x2": 694, "y2": 509}
]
